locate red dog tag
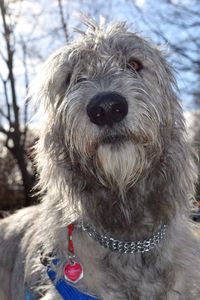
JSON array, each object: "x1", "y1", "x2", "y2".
[{"x1": 64, "y1": 260, "x2": 83, "y2": 284}]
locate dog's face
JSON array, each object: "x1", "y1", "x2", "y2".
[{"x1": 31, "y1": 22, "x2": 182, "y2": 195}]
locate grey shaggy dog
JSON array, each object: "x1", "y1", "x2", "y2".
[{"x1": 0, "y1": 19, "x2": 200, "y2": 299}]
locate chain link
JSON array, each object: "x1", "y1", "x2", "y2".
[{"x1": 80, "y1": 223, "x2": 167, "y2": 253}]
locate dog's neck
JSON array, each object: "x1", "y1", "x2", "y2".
[
  {"x1": 75, "y1": 171, "x2": 175, "y2": 241},
  {"x1": 50, "y1": 152, "x2": 188, "y2": 241}
]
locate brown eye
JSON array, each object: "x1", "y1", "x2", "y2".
[{"x1": 127, "y1": 59, "x2": 143, "y2": 72}]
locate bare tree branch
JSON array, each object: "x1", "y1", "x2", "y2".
[
  {"x1": 0, "y1": 0, "x2": 19, "y2": 133},
  {"x1": 3, "y1": 81, "x2": 11, "y2": 122},
  {"x1": 0, "y1": 49, "x2": 7, "y2": 62},
  {"x1": 0, "y1": 0, "x2": 36, "y2": 207},
  {"x1": 0, "y1": 108, "x2": 9, "y2": 120},
  {"x1": 57, "y1": 0, "x2": 69, "y2": 42},
  {"x1": 21, "y1": 38, "x2": 29, "y2": 146}
]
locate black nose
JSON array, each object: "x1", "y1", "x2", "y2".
[{"x1": 87, "y1": 92, "x2": 128, "y2": 127}]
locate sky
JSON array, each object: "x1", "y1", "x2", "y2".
[{"x1": 0, "y1": 0, "x2": 199, "y2": 121}]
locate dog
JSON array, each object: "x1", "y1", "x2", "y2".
[{"x1": 0, "y1": 19, "x2": 200, "y2": 300}]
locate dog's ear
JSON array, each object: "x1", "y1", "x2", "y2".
[{"x1": 28, "y1": 47, "x2": 71, "y2": 112}]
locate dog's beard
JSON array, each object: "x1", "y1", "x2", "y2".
[
  {"x1": 67, "y1": 123, "x2": 157, "y2": 198},
  {"x1": 95, "y1": 141, "x2": 146, "y2": 196}
]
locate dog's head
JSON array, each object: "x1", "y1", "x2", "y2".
[{"x1": 30, "y1": 20, "x2": 196, "y2": 203}]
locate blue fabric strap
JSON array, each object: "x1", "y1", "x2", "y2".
[
  {"x1": 47, "y1": 265, "x2": 98, "y2": 300},
  {"x1": 25, "y1": 269, "x2": 98, "y2": 300},
  {"x1": 25, "y1": 256, "x2": 98, "y2": 300}
]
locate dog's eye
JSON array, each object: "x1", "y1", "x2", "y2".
[
  {"x1": 76, "y1": 77, "x2": 87, "y2": 84},
  {"x1": 66, "y1": 73, "x2": 72, "y2": 85},
  {"x1": 127, "y1": 59, "x2": 143, "y2": 72}
]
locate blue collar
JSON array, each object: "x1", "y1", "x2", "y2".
[
  {"x1": 25, "y1": 258, "x2": 98, "y2": 300},
  {"x1": 47, "y1": 264, "x2": 98, "y2": 300},
  {"x1": 25, "y1": 268, "x2": 98, "y2": 300}
]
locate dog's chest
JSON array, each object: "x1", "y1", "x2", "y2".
[
  {"x1": 34, "y1": 227, "x2": 196, "y2": 300},
  {"x1": 75, "y1": 253, "x2": 179, "y2": 300},
  {"x1": 71, "y1": 233, "x2": 177, "y2": 300}
]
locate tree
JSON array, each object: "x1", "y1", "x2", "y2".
[
  {"x1": 131, "y1": 0, "x2": 200, "y2": 109},
  {"x1": 1, "y1": 0, "x2": 199, "y2": 209},
  {"x1": 0, "y1": 0, "x2": 35, "y2": 207}
]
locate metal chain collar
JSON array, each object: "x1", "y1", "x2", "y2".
[{"x1": 79, "y1": 222, "x2": 167, "y2": 254}]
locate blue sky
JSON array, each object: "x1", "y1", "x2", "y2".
[{"x1": 0, "y1": 0, "x2": 199, "y2": 119}]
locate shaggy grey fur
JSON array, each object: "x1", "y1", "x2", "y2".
[{"x1": 0, "y1": 19, "x2": 200, "y2": 299}]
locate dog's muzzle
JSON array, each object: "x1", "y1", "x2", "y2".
[{"x1": 87, "y1": 92, "x2": 128, "y2": 127}]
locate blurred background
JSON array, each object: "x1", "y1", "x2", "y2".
[{"x1": 0, "y1": 0, "x2": 200, "y2": 214}]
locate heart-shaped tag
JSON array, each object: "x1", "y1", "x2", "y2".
[{"x1": 64, "y1": 260, "x2": 83, "y2": 284}]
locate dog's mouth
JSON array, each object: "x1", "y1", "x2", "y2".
[
  {"x1": 99, "y1": 132, "x2": 151, "y2": 147},
  {"x1": 101, "y1": 134, "x2": 129, "y2": 145}
]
